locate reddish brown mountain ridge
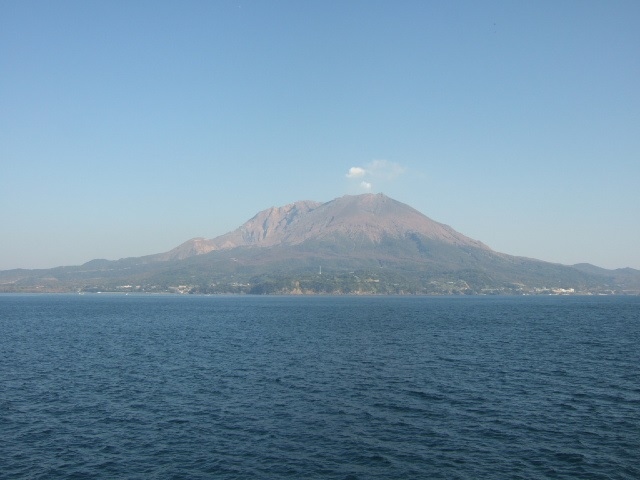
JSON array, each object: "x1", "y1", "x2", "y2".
[{"x1": 159, "y1": 193, "x2": 490, "y2": 261}]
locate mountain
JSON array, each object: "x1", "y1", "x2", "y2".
[
  {"x1": 1, "y1": 193, "x2": 639, "y2": 294},
  {"x1": 162, "y1": 193, "x2": 488, "y2": 260}
]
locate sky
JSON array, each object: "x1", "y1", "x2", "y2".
[{"x1": 1, "y1": 0, "x2": 639, "y2": 270}]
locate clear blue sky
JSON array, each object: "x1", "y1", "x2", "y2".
[{"x1": 2, "y1": 0, "x2": 639, "y2": 270}]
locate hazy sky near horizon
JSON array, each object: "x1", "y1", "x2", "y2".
[{"x1": 2, "y1": 0, "x2": 639, "y2": 270}]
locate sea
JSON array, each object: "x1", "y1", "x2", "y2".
[{"x1": 1, "y1": 294, "x2": 639, "y2": 479}]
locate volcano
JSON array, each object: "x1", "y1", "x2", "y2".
[{"x1": 1, "y1": 194, "x2": 638, "y2": 294}]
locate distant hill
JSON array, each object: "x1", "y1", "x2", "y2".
[{"x1": 1, "y1": 193, "x2": 639, "y2": 294}]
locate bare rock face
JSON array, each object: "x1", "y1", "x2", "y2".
[
  {"x1": 230, "y1": 199, "x2": 322, "y2": 245},
  {"x1": 162, "y1": 193, "x2": 489, "y2": 261}
]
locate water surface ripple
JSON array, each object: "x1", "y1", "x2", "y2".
[{"x1": 1, "y1": 295, "x2": 639, "y2": 479}]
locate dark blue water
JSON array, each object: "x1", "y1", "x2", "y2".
[{"x1": 1, "y1": 294, "x2": 639, "y2": 479}]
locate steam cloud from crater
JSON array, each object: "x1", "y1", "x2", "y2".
[{"x1": 345, "y1": 160, "x2": 406, "y2": 191}]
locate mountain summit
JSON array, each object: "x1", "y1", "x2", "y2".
[{"x1": 164, "y1": 193, "x2": 488, "y2": 260}]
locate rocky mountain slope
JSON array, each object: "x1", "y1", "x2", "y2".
[{"x1": 162, "y1": 193, "x2": 488, "y2": 260}]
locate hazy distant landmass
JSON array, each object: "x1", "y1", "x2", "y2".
[{"x1": 1, "y1": 194, "x2": 639, "y2": 294}]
